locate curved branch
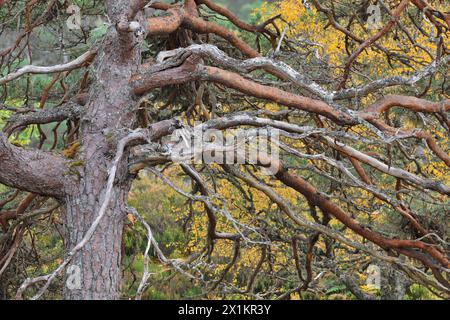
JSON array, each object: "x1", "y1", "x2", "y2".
[
  {"x1": 146, "y1": 4, "x2": 259, "y2": 58},
  {"x1": 266, "y1": 156, "x2": 449, "y2": 271},
  {"x1": 411, "y1": 0, "x2": 450, "y2": 29},
  {"x1": 3, "y1": 102, "x2": 83, "y2": 136},
  {"x1": 147, "y1": 7, "x2": 185, "y2": 35},
  {"x1": 338, "y1": 0, "x2": 410, "y2": 89},
  {"x1": 155, "y1": 44, "x2": 333, "y2": 100},
  {"x1": 0, "y1": 51, "x2": 96, "y2": 85},
  {"x1": 0, "y1": 132, "x2": 73, "y2": 198},
  {"x1": 195, "y1": 0, "x2": 280, "y2": 35},
  {"x1": 334, "y1": 56, "x2": 450, "y2": 100},
  {"x1": 367, "y1": 95, "x2": 450, "y2": 114},
  {"x1": 182, "y1": 14, "x2": 259, "y2": 58},
  {"x1": 323, "y1": 136, "x2": 450, "y2": 195},
  {"x1": 203, "y1": 66, "x2": 351, "y2": 124},
  {"x1": 227, "y1": 163, "x2": 449, "y2": 290}
]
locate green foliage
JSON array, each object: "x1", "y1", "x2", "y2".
[
  {"x1": 405, "y1": 284, "x2": 440, "y2": 300},
  {"x1": 89, "y1": 24, "x2": 108, "y2": 43},
  {"x1": 122, "y1": 172, "x2": 196, "y2": 298}
]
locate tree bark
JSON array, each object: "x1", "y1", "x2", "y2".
[
  {"x1": 61, "y1": 4, "x2": 143, "y2": 298},
  {"x1": 63, "y1": 187, "x2": 129, "y2": 300}
]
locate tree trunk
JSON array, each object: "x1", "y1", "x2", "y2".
[
  {"x1": 61, "y1": 123, "x2": 134, "y2": 300},
  {"x1": 63, "y1": 187, "x2": 128, "y2": 300},
  {"x1": 60, "y1": 9, "x2": 143, "y2": 298}
]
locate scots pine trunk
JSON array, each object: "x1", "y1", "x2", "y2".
[
  {"x1": 63, "y1": 189, "x2": 128, "y2": 300},
  {"x1": 61, "y1": 6, "x2": 143, "y2": 299}
]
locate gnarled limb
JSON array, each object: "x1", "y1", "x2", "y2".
[
  {"x1": 367, "y1": 95, "x2": 450, "y2": 114},
  {"x1": 0, "y1": 132, "x2": 71, "y2": 198},
  {"x1": 195, "y1": 0, "x2": 280, "y2": 35},
  {"x1": 225, "y1": 163, "x2": 449, "y2": 292},
  {"x1": 3, "y1": 102, "x2": 83, "y2": 136},
  {"x1": 146, "y1": 1, "x2": 260, "y2": 58},
  {"x1": 147, "y1": 7, "x2": 185, "y2": 35},
  {"x1": 132, "y1": 47, "x2": 450, "y2": 169},
  {"x1": 0, "y1": 51, "x2": 96, "y2": 85},
  {"x1": 131, "y1": 56, "x2": 352, "y2": 124}
]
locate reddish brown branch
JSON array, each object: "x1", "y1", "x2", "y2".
[
  {"x1": 411, "y1": 0, "x2": 450, "y2": 29},
  {"x1": 262, "y1": 155, "x2": 450, "y2": 273},
  {"x1": 0, "y1": 193, "x2": 36, "y2": 230},
  {"x1": 131, "y1": 59, "x2": 352, "y2": 124},
  {"x1": 195, "y1": 0, "x2": 280, "y2": 35},
  {"x1": 147, "y1": 7, "x2": 185, "y2": 36},
  {"x1": 183, "y1": 15, "x2": 260, "y2": 58},
  {"x1": 203, "y1": 66, "x2": 350, "y2": 123},
  {"x1": 348, "y1": 156, "x2": 372, "y2": 185},
  {"x1": 232, "y1": 153, "x2": 449, "y2": 288},
  {"x1": 367, "y1": 95, "x2": 450, "y2": 114},
  {"x1": 338, "y1": 0, "x2": 410, "y2": 89},
  {"x1": 146, "y1": 2, "x2": 260, "y2": 58},
  {"x1": 132, "y1": 56, "x2": 450, "y2": 167}
]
